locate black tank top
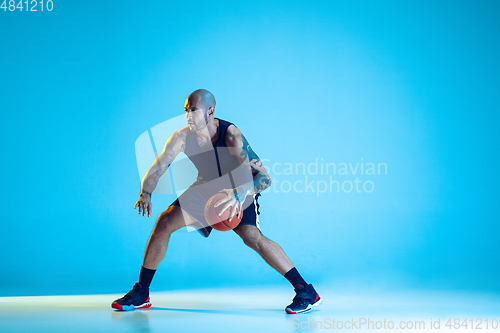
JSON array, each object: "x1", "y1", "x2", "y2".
[{"x1": 183, "y1": 118, "x2": 249, "y2": 185}]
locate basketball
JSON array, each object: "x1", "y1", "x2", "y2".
[{"x1": 204, "y1": 193, "x2": 243, "y2": 231}]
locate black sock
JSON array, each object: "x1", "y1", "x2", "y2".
[
  {"x1": 138, "y1": 266, "x2": 156, "y2": 289},
  {"x1": 284, "y1": 267, "x2": 307, "y2": 287}
]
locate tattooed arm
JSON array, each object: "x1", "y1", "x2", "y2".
[
  {"x1": 214, "y1": 125, "x2": 271, "y2": 220},
  {"x1": 135, "y1": 128, "x2": 187, "y2": 217}
]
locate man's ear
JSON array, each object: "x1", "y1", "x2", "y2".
[{"x1": 208, "y1": 107, "x2": 215, "y2": 116}]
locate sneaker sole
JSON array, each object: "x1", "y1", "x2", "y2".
[
  {"x1": 111, "y1": 301, "x2": 152, "y2": 311},
  {"x1": 285, "y1": 297, "x2": 322, "y2": 314}
]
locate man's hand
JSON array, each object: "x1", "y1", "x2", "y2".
[
  {"x1": 134, "y1": 193, "x2": 152, "y2": 217},
  {"x1": 214, "y1": 189, "x2": 243, "y2": 221}
]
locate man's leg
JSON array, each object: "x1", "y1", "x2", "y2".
[
  {"x1": 235, "y1": 225, "x2": 293, "y2": 275},
  {"x1": 235, "y1": 225, "x2": 321, "y2": 314},
  {"x1": 112, "y1": 204, "x2": 198, "y2": 310},
  {"x1": 142, "y1": 204, "x2": 197, "y2": 270}
]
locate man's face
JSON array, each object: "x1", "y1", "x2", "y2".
[{"x1": 184, "y1": 96, "x2": 208, "y2": 131}]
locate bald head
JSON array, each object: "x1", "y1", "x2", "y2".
[{"x1": 187, "y1": 89, "x2": 216, "y2": 111}]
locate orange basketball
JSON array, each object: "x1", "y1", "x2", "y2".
[{"x1": 204, "y1": 193, "x2": 243, "y2": 231}]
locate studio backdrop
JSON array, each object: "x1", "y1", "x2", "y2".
[{"x1": 0, "y1": 0, "x2": 498, "y2": 296}]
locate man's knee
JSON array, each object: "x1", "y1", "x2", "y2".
[
  {"x1": 154, "y1": 205, "x2": 181, "y2": 235},
  {"x1": 238, "y1": 226, "x2": 265, "y2": 250}
]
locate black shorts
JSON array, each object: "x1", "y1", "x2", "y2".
[{"x1": 171, "y1": 176, "x2": 261, "y2": 238}]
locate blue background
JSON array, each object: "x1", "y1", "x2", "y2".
[{"x1": 1, "y1": 0, "x2": 499, "y2": 296}]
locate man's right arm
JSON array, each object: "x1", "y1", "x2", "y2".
[{"x1": 135, "y1": 130, "x2": 186, "y2": 217}]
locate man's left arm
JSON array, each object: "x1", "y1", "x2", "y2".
[{"x1": 214, "y1": 125, "x2": 272, "y2": 219}]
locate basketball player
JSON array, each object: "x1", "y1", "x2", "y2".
[{"x1": 111, "y1": 89, "x2": 321, "y2": 314}]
